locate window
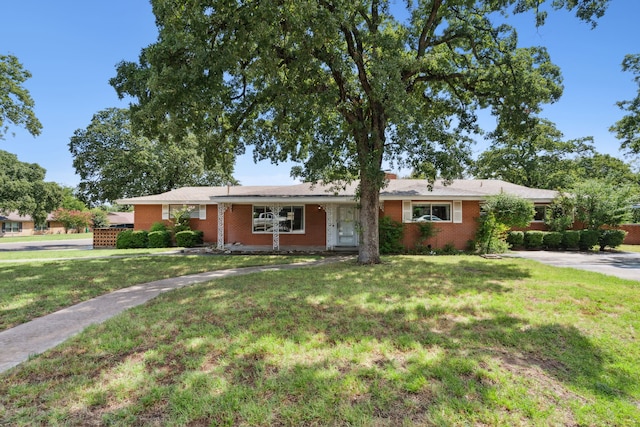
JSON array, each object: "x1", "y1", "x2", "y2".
[
  {"x1": 533, "y1": 206, "x2": 547, "y2": 222},
  {"x1": 35, "y1": 222, "x2": 50, "y2": 232},
  {"x1": 253, "y1": 205, "x2": 304, "y2": 233},
  {"x1": 2, "y1": 221, "x2": 22, "y2": 233},
  {"x1": 411, "y1": 203, "x2": 451, "y2": 222},
  {"x1": 169, "y1": 204, "x2": 199, "y2": 219}
]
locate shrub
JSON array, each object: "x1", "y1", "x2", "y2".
[
  {"x1": 506, "y1": 231, "x2": 524, "y2": 248},
  {"x1": 543, "y1": 231, "x2": 563, "y2": 250},
  {"x1": 379, "y1": 216, "x2": 404, "y2": 254},
  {"x1": 175, "y1": 230, "x2": 201, "y2": 248},
  {"x1": 579, "y1": 229, "x2": 600, "y2": 251},
  {"x1": 598, "y1": 229, "x2": 627, "y2": 251},
  {"x1": 116, "y1": 230, "x2": 148, "y2": 249},
  {"x1": 561, "y1": 230, "x2": 581, "y2": 249},
  {"x1": 523, "y1": 231, "x2": 544, "y2": 249},
  {"x1": 148, "y1": 230, "x2": 171, "y2": 248},
  {"x1": 150, "y1": 222, "x2": 169, "y2": 232}
]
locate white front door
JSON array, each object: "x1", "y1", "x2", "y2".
[{"x1": 337, "y1": 205, "x2": 357, "y2": 246}]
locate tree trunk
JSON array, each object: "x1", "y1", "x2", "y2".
[{"x1": 358, "y1": 173, "x2": 381, "y2": 264}]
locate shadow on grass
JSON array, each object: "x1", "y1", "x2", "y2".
[{"x1": 2, "y1": 257, "x2": 637, "y2": 425}]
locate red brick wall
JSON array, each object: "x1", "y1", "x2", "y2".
[
  {"x1": 381, "y1": 200, "x2": 481, "y2": 250},
  {"x1": 223, "y1": 204, "x2": 326, "y2": 246},
  {"x1": 620, "y1": 224, "x2": 640, "y2": 244}
]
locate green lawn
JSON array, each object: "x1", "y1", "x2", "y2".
[
  {"x1": 0, "y1": 253, "x2": 320, "y2": 331},
  {"x1": 0, "y1": 255, "x2": 638, "y2": 425},
  {"x1": 0, "y1": 232, "x2": 93, "y2": 243}
]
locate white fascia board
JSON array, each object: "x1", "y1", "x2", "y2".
[{"x1": 210, "y1": 196, "x2": 355, "y2": 204}]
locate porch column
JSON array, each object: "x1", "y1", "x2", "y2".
[
  {"x1": 269, "y1": 204, "x2": 280, "y2": 250},
  {"x1": 216, "y1": 203, "x2": 229, "y2": 250}
]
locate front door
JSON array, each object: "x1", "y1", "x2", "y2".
[{"x1": 337, "y1": 205, "x2": 357, "y2": 246}]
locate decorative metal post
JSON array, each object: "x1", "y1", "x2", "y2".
[
  {"x1": 269, "y1": 204, "x2": 280, "y2": 250},
  {"x1": 216, "y1": 203, "x2": 229, "y2": 250}
]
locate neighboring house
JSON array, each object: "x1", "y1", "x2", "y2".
[
  {"x1": 107, "y1": 212, "x2": 134, "y2": 228},
  {"x1": 116, "y1": 178, "x2": 558, "y2": 251},
  {"x1": 0, "y1": 212, "x2": 66, "y2": 236}
]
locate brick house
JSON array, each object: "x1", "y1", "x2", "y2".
[{"x1": 116, "y1": 178, "x2": 560, "y2": 251}]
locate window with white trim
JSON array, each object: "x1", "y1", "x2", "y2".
[
  {"x1": 252, "y1": 205, "x2": 304, "y2": 233},
  {"x1": 163, "y1": 204, "x2": 207, "y2": 220},
  {"x1": 2, "y1": 221, "x2": 22, "y2": 233},
  {"x1": 410, "y1": 203, "x2": 451, "y2": 222},
  {"x1": 533, "y1": 205, "x2": 547, "y2": 222}
]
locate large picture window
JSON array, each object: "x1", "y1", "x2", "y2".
[
  {"x1": 411, "y1": 203, "x2": 451, "y2": 222},
  {"x1": 253, "y1": 205, "x2": 304, "y2": 233},
  {"x1": 2, "y1": 221, "x2": 22, "y2": 233}
]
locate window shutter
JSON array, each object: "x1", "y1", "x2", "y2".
[
  {"x1": 402, "y1": 201, "x2": 412, "y2": 222},
  {"x1": 453, "y1": 201, "x2": 463, "y2": 223},
  {"x1": 162, "y1": 204, "x2": 169, "y2": 220},
  {"x1": 199, "y1": 205, "x2": 207, "y2": 220}
]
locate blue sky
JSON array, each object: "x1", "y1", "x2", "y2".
[{"x1": 2, "y1": 1, "x2": 639, "y2": 188}]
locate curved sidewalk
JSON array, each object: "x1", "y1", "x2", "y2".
[{"x1": 0, "y1": 257, "x2": 349, "y2": 373}]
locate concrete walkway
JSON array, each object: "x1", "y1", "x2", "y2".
[
  {"x1": 0, "y1": 257, "x2": 350, "y2": 373},
  {"x1": 507, "y1": 250, "x2": 640, "y2": 282}
]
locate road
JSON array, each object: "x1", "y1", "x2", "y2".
[{"x1": 0, "y1": 238, "x2": 93, "y2": 251}]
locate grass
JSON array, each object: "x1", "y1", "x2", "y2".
[
  {"x1": 1, "y1": 255, "x2": 638, "y2": 425},
  {"x1": 0, "y1": 247, "x2": 175, "y2": 261},
  {"x1": 0, "y1": 253, "x2": 319, "y2": 331},
  {"x1": 618, "y1": 244, "x2": 640, "y2": 253},
  {"x1": 0, "y1": 232, "x2": 93, "y2": 243}
]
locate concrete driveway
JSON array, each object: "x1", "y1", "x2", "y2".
[{"x1": 509, "y1": 250, "x2": 640, "y2": 282}]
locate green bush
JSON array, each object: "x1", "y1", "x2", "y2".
[
  {"x1": 523, "y1": 231, "x2": 544, "y2": 249},
  {"x1": 561, "y1": 230, "x2": 581, "y2": 249},
  {"x1": 506, "y1": 231, "x2": 524, "y2": 248},
  {"x1": 148, "y1": 230, "x2": 171, "y2": 248},
  {"x1": 194, "y1": 230, "x2": 204, "y2": 245},
  {"x1": 379, "y1": 216, "x2": 404, "y2": 254},
  {"x1": 150, "y1": 222, "x2": 169, "y2": 232},
  {"x1": 116, "y1": 230, "x2": 148, "y2": 249},
  {"x1": 579, "y1": 229, "x2": 600, "y2": 251},
  {"x1": 543, "y1": 231, "x2": 563, "y2": 250},
  {"x1": 598, "y1": 229, "x2": 627, "y2": 251},
  {"x1": 175, "y1": 230, "x2": 201, "y2": 248}
]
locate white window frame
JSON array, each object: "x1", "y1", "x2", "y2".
[
  {"x1": 403, "y1": 202, "x2": 453, "y2": 223},
  {"x1": 533, "y1": 205, "x2": 547, "y2": 222},
  {"x1": 162, "y1": 204, "x2": 207, "y2": 220},
  {"x1": 252, "y1": 205, "x2": 305, "y2": 234}
]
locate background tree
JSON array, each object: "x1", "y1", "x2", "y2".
[
  {"x1": 60, "y1": 186, "x2": 88, "y2": 211},
  {"x1": 68, "y1": 108, "x2": 238, "y2": 206},
  {"x1": 476, "y1": 193, "x2": 535, "y2": 254},
  {"x1": 611, "y1": 54, "x2": 640, "y2": 155},
  {"x1": 112, "y1": 0, "x2": 609, "y2": 264},
  {"x1": 0, "y1": 54, "x2": 42, "y2": 139},
  {"x1": 470, "y1": 118, "x2": 594, "y2": 189},
  {"x1": 51, "y1": 208, "x2": 92, "y2": 234},
  {"x1": 571, "y1": 179, "x2": 635, "y2": 230},
  {"x1": 0, "y1": 150, "x2": 63, "y2": 226}
]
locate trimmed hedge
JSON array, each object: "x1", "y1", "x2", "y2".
[
  {"x1": 524, "y1": 231, "x2": 544, "y2": 249},
  {"x1": 116, "y1": 230, "x2": 148, "y2": 249},
  {"x1": 148, "y1": 230, "x2": 171, "y2": 248},
  {"x1": 150, "y1": 221, "x2": 169, "y2": 232},
  {"x1": 506, "y1": 231, "x2": 524, "y2": 248},
  {"x1": 599, "y1": 229, "x2": 627, "y2": 251},
  {"x1": 562, "y1": 230, "x2": 581, "y2": 250},
  {"x1": 543, "y1": 231, "x2": 563, "y2": 250},
  {"x1": 175, "y1": 230, "x2": 203, "y2": 248},
  {"x1": 579, "y1": 229, "x2": 600, "y2": 251}
]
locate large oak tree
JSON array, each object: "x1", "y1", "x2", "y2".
[
  {"x1": 69, "y1": 108, "x2": 237, "y2": 206},
  {"x1": 611, "y1": 53, "x2": 640, "y2": 155},
  {"x1": 0, "y1": 54, "x2": 42, "y2": 139},
  {"x1": 112, "y1": 0, "x2": 608, "y2": 264}
]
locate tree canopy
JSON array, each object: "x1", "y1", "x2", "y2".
[
  {"x1": 112, "y1": 0, "x2": 609, "y2": 264},
  {"x1": 611, "y1": 53, "x2": 640, "y2": 155},
  {"x1": 0, "y1": 54, "x2": 42, "y2": 139},
  {"x1": 0, "y1": 149, "x2": 62, "y2": 225},
  {"x1": 68, "y1": 108, "x2": 238, "y2": 206}
]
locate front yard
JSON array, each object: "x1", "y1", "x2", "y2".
[{"x1": 0, "y1": 254, "x2": 638, "y2": 425}]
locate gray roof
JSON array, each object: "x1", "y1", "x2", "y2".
[
  {"x1": 0, "y1": 211, "x2": 56, "y2": 222},
  {"x1": 116, "y1": 179, "x2": 557, "y2": 205}
]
